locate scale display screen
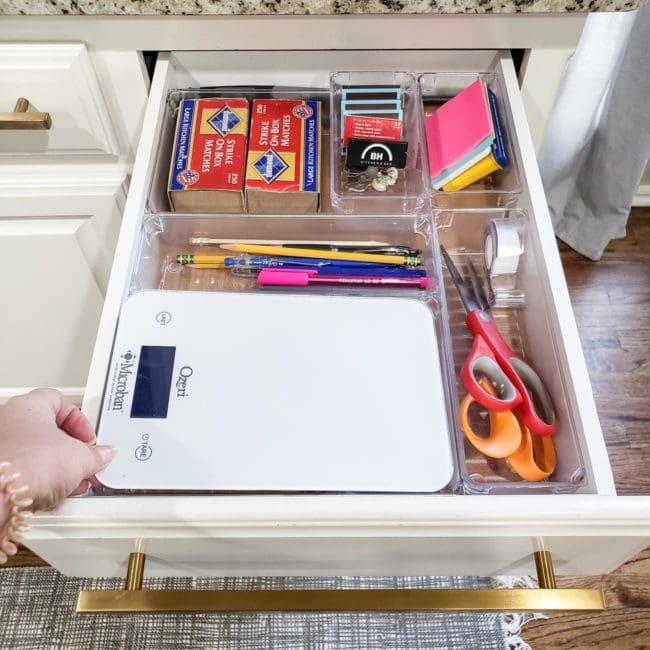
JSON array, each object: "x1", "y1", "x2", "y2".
[{"x1": 130, "y1": 345, "x2": 176, "y2": 419}]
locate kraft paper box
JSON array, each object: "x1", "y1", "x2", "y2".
[
  {"x1": 168, "y1": 98, "x2": 249, "y2": 213},
  {"x1": 245, "y1": 99, "x2": 321, "y2": 214}
]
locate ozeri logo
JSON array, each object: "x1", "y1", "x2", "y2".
[
  {"x1": 111, "y1": 350, "x2": 137, "y2": 412},
  {"x1": 207, "y1": 105, "x2": 241, "y2": 136},
  {"x1": 252, "y1": 148, "x2": 289, "y2": 184},
  {"x1": 175, "y1": 365, "x2": 193, "y2": 398}
]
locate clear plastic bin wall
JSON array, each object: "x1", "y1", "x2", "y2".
[
  {"x1": 436, "y1": 208, "x2": 586, "y2": 494},
  {"x1": 420, "y1": 73, "x2": 522, "y2": 210}
]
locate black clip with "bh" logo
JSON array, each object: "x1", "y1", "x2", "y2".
[{"x1": 345, "y1": 138, "x2": 408, "y2": 171}]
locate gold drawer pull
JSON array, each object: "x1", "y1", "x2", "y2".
[
  {"x1": 76, "y1": 550, "x2": 605, "y2": 614},
  {"x1": 0, "y1": 97, "x2": 52, "y2": 130}
]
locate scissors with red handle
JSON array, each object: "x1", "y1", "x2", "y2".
[{"x1": 441, "y1": 246, "x2": 557, "y2": 436}]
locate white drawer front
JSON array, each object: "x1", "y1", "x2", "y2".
[
  {"x1": 0, "y1": 43, "x2": 118, "y2": 157},
  {"x1": 24, "y1": 49, "x2": 650, "y2": 578},
  {"x1": 26, "y1": 533, "x2": 650, "y2": 580}
]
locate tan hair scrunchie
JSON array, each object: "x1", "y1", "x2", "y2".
[{"x1": 0, "y1": 461, "x2": 32, "y2": 564}]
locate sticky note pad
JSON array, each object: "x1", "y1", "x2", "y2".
[
  {"x1": 441, "y1": 88, "x2": 510, "y2": 192},
  {"x1": 425, "y1": 79, "x2": 494, "y2": 187}
]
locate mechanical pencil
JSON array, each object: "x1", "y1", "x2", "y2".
[{"x1": 281, "y1": 244, "x2": 420, "y2": 256}]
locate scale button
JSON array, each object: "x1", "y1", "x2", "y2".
[
  {"x1": 156, "y1": 311, "x2": 172, "y2": 326},
  {"x1": 135, "y1": 441, "x2": 153, "y2": 461}
]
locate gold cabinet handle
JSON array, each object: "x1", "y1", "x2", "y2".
[
  {"x1": 0, "y1": 97, "x2": 52, "y2": 130},
  {"x1": 76, "y1": 550, "x2": 605, "y2": 614}
]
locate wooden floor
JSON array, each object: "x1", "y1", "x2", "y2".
[
  {"x1": 3, "y1": 208, "x2": 649, "y2": 648},
  {"x1": 556, "y1": 207, "x2": 650, "y2": 497}
]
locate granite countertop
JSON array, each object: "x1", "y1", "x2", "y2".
[{"x1": 0, "y1": 0, "x2": 644, "y2": 15}]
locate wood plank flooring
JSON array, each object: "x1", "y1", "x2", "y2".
[
  {"x1": 2, "y1": 208, "x2": 649, "y2": 648},
  {"x1": 556, "y1": 207, "x2": 650, "y2": 496}
]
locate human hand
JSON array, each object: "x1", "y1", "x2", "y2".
[{"x1": 0, "y1": 388, "x2": 115, "y2": 511}]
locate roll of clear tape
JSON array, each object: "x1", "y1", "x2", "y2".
[{"x1": 483, "y1": 220, "x2": 523, "y2": 277}]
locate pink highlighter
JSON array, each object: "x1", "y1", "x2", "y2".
[{"x1": 257, "y1": 268, "x2": 428, "y2": 289}]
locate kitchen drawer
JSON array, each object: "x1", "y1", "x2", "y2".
[
  {"x1": 25, "y1": 50, "x2": 650, "y2": 579},
  {"x1": 0, "y1": 43, "x2": 118, "y2": 158}
]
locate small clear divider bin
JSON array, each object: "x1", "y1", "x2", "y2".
[
  {"x1": 150, "y1": 87, "x2": 329, "y2": 215},
  {"x1": 132, "y1": 213, "x2": 441, "y2": 303},
  {"x1": 436, "y1": 208, "x2": 585, "y2": 494},
  {"x1": 420, "y1": 72, "x2": 522, "y2": 209},
  {"x1": 329, "y1": 71, "x2": 430, "y2": 216}
]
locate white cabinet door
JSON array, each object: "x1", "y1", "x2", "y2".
[
  {"x1": 0, "y1": 41, "x2": 147, "y2": 402},
  {"x1": 0, "y1": 171, "x2": 127, "y2": 403}
]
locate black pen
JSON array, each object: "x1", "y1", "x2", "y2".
[{"x1": 282, "y1": 244, "x2": 421, "y2": 256}]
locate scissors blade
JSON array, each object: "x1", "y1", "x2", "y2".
[
  {"x1": 440, "y1": 245, "x2": 482, "y2": 313},
  {"x1": 466, "y1": 261, "x2": 490, "y2": 311}
]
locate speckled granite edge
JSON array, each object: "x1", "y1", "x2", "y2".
[{"x1": 0, "y1": 0, "x2": 645, "y2": 16}]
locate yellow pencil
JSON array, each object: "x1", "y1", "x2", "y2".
[
  {"x1": 219, "y1": 244, "x2": 420, "y2": 266},
  {"x1": 177, "y1": 254, "x2": 227, "y2": 265},
  {"x1": 185, "y1": 263, "x2": 226, "y2": 269}
]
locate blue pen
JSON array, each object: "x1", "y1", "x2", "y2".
[
  {"x1": 222, "y1": 255, "x2": 399, "y2": 269},
  {"x1": 313, "y1": 266, "x2": 427, "y2": 277}
]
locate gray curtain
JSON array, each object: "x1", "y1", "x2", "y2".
[{"x1": 538, "y1": 3, "x2": 650, "y2": 261}]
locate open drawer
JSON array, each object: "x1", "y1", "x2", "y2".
[{"x1": 25, "y1": 50, "x2": 650, "y2": 581}]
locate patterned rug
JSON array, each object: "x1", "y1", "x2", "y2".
[{"x1": 0, "y1": 569, "x2": 533, "y2": 649}]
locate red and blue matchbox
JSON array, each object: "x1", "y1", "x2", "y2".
[
  {"x1": 168, "y1": 98, "x2": 249, "y2": 213},
  {"x1": 245, "y1": 99, "x2": 321, "y2": 213}
]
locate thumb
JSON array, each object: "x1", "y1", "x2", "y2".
[{"x1": 82, "y1": 445, "x2": 116, "y2": 479}]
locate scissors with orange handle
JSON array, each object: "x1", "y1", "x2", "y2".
[
  {"x1": 441, "y1": 246, "x2": 557, "y2": 437},
  {"x1": 461, "y1": 377, "x2": 556, "y2": 481}
]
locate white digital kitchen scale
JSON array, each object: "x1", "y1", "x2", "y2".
[{"x1": 96, "y1": 290, "x2": 454, "y2": 493}]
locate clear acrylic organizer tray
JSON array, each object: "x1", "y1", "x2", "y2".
[
  {"x1": 435, "y1": 208, "x2": 585, "y2": 494},
  {"x1": 147, "y1": 86, "x2": 332, "y2": 216},
  {"x1": 131, "y1": 213, "x2": 442, "y2": 303},
  {"x1": 329, "y1": 71, "x2": 430, "y2": 216},
  {"x1": 421, "y1": 73, "x2": 522, "y2": 210},
  {"x1": 118, "y1": 212, "x2": 462, "y2": 496}
]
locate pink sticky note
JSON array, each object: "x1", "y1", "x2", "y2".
[{"x1": 425, "y1": 79, "x2": 493, "y2": 180}]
